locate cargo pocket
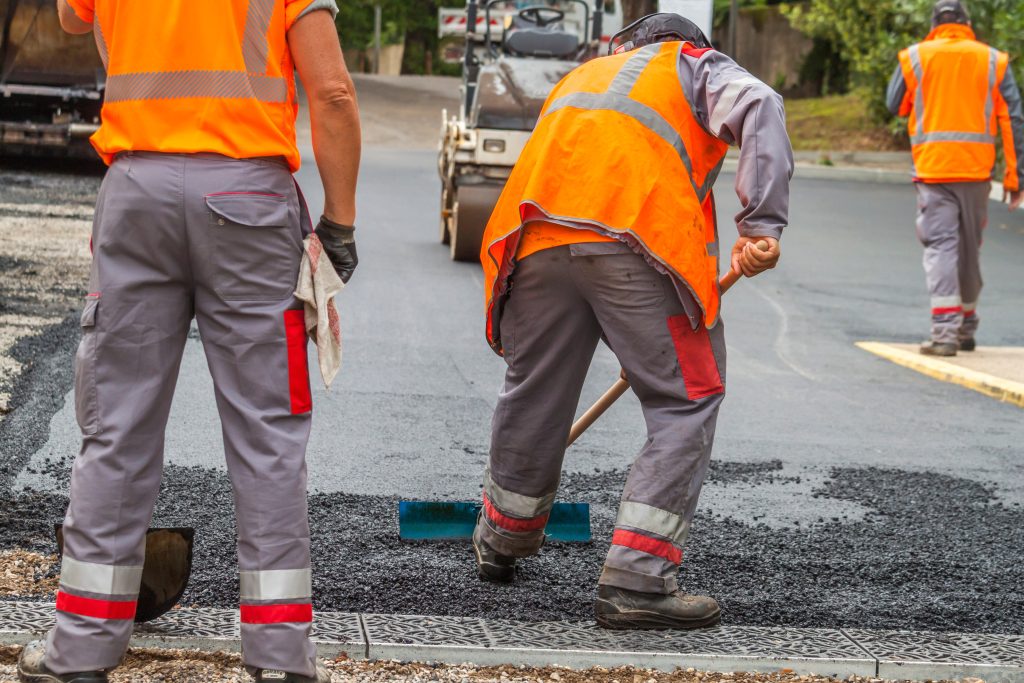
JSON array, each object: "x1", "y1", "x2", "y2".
[
  {"x1": 206, "y1": 192, "x2": 299, "y2": 301},
  {"x1": 74, "y1": 296, "x2": 100, "y2": 435},
  {"x1": 284, "y1": 309, "x2": 312, "y2": 415},
  {"x1": 666, "y1": 315, "x2": 724, "y2": 401}
]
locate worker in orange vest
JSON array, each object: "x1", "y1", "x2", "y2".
[
  {"x1": 472, "y1": 13, "x2": 792, "y2": 630},
  {"x1": 887, "y1": 0, "x2": 1023, "y2": 356},
  {"x1": 18, "y1": 1, "x2": 360, "y2": 682}
]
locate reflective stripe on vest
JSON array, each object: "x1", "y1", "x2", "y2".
[
  {"x1": 907, "y1": 44, "x2": 999, "y2": 146},
  {"x1": 104, "y1": 0, "x2": 286, "y2": 104},
  {"x1": 543, "y1": 44, "x2": 705, "y2": 202}
]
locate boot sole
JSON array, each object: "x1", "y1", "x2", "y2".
[{"x1": 594, "y1": 600, "x2": 721, "y2": 631}]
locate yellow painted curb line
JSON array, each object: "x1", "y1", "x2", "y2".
[{"x1": 856, "y1": 342, "x2": 1024, "y2": 408}]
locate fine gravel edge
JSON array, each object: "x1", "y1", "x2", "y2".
[{"x1": 0, "y1": 314, "x2": 79, "y2": 492}]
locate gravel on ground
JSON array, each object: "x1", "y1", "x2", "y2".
[
  {"x1": 0, "y1": 550, "x2": 57, "y2": 597},
  {"x1": 0, "y1": 645, "x2": 975, "y2": 683}
]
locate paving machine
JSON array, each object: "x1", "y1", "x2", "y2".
[
  {"x1": 438, "y1": 0, "x2": 604, "y2": 261},
  {"x1": 0, "y1": 0, "x2": 105, "y2": 158}
]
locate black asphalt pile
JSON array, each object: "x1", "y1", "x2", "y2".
[{"x1": 3, "y1": 462, "x2": 1020, "y2": 633}]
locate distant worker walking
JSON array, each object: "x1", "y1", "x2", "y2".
[
  {"x1": 888, "y1": 0, "x2": 1024, "y2": 356},
  {"x1": 19, "y1": 1, "x2": 360, "y2": 682},
  {"x1": 473, "y1": 14, "x2": 792, "y2": 629}
]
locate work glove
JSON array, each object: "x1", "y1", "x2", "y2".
[{"x1": 314, "y1": 216, "x2": 358, "y2": 284}]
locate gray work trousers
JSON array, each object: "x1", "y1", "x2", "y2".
[
  {"x1": 915, "y1": 181, "x2": 989, "y2": 344},
  {"x1": 46, "y1": 153, "x2": 317, "y2": 677},
  {"x1": 476, "y1": 243, "x2": 726, "y2": 595}
]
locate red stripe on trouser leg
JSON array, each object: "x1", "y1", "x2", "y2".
[
  {"x1": 611, "y1": 529, "x2": 683, "y2": 565},
  {"x1": 482, "y1": 495, "x2": 549, "y2": 533},
  {"x1": 963, "y1": 310, "x2": 977, "y2": 318},
  {"x1": 666, "y1": 316, "x2": 723, "y2": 400},
  {"x1": 240, "y1": 603, "x2": 313, "y2": 624},
  {"x1": 284, "y1": 310, "x2": 312, "y2": 415},
  {"x1": 932, "y1": 306, "x2": 963, "y2": 316},
  {"x1": 56, "y1": 591, "x2": 137, "y2": 620}
]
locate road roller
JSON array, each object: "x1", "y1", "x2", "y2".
[
  {"x1": 438, "y1": 0, "x2": 605, "y2": 261},
  {"x1": 0, "y1": 0, "x2": 106, "y2": 158}
]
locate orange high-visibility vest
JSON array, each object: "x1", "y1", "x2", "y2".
[
  {"x1": 480, "y1": 41, "x2": 729, "y2": 354},
  {"x1": 64, "y1": 0, "x2": 330, "y2": 171},
  {"x1": 898, "y1": 24, "x2": 1016, "y2": 187}
]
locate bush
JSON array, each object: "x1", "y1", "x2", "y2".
[{"x1": 784, "y1": 0, "x2": 1024, "y2": 122}]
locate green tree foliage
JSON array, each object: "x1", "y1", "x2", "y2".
[
  {"x1": 784, "y1": 0, "x2": 1024, "y2": 121},
  {"x1": 333, "y1": 0, "x2": 463, "y2": 74}
]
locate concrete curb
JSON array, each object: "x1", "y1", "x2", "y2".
[
  {"x1": 856, "y1": 342, "x2": 1024, "y2": 408},
  {"x1": 1, "y1": 603, "x2": 1022, "y2": 681}
]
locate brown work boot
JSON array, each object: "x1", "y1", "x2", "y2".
[
  {"x1": 254, "y1": 663, "x2": 331, "y2": 683},
  {"x1": 17, "y1": 640, "x2": 108, "y2": 683},
  {"x1": 959, "y1": 338, "x2": 976, "y2": 352},
  {"x1": 472, "y1": 520, "x2": 517, "y2": 583},
  {"x1": 920, "y1": 341, "x2": 957, "y2": 357},
  {"x1": 594, "y1": 585, "x2": 721, "y2": 630}
]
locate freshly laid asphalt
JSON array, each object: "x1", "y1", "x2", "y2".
[{"x1": 2, "y1": 84, "x2": 1023, "y2": 633}]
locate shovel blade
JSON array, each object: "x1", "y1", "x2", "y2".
[
  {"x1": 398, "y1": 501, "x2": 591, "y2": 543},
  {"x1": 56, "y1": 525, "x2": 194, "y2": 623}
]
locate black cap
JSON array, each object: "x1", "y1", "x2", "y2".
[
  {"x1": 932, "y1": 0, "x2": 970, "y2": 26},
  {"x1": 632, "y1": 13, "x2": 712, "y2": 50}
]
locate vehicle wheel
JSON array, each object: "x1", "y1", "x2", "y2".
[{"x1": 450, "y1": 184, "x2": 500, "y2": 262}]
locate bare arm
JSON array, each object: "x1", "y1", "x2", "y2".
[
  {"x1": 289, "y1": 10, "x2": 361, "y2": 225},
  {"x1": 57, "y1": 0, "x2": 93, "y2": 34}
]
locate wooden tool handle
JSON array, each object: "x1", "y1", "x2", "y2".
[
  {"x1": 567, "y1": 240, "x2": 770, "y2": 446},
  {"x1": 567, "y1": 377, "x2": 631, "y2": 446}
]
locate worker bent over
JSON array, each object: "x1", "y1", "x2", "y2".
[
  {"x1": 887, "y1": 0, "x2": 1024, "y2": 356},
  {"x1": 19, "y1": 1, "x2": 361, "y2": 682},
  {"x1": 472, "y1": 13, "x2": 792, "y2": 629}
]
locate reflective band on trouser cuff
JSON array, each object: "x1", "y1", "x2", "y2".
[
  {"x1": 59, "y1": 556, "x2": 143, "y2": 596},
  {"x1": 616, "y1": 501, "x2": 689, "y2": 545},
  {"x1": 104, "y1": 72, "x2": 288, "y2": 104},
  {"x1": 56, "y1": 591, "x2": 136, "y2": 620},
  {"x1": 545, "y1": 92, "x2": 702, "y2": 202},
  {"x1": 933, "y1": 306, "x2": 962, "y2": 316},
  {"x1": 484, "y1": 469, "x2": 556, "y2": 518},
  {"x1": 963, "y1": 302, "x2": 978, "y2": 316},
  {"x1": 483, "y1": 494, "x2": 548, "y2": 533},
  {"x1": 932, "y1": 295, "x2": 961, "y2": 308},
  {"x1": 239, "y1": 568, "x2": 312, "y2": 602},
  {"x1": 240, "y1": 603, "x2": 313, "y2": 624},
  {"x1": 611, "y1": 529, "x2": 682, "y2": 565}
]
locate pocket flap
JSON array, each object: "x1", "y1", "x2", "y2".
[
  {"x1": 205, "y1": 193, "x2": 288, "y2": 228},
  {"x1": 81, "y1": 297, "x2": 99, "y2": 328}
]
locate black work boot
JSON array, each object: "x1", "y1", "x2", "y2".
[
  {"x1": 472, "y1": 520, "x2": 516, "y2": 583},
  {"x1": 254, "y1": 663, "x2": 331, "y2": 683},
  {"x1": 17, "y1": 640, "x2": 108, "y2": 683},
  {"x1": 594, "y1": 585, "x2": 721, "y2": 630},
  {"x1": 920, "y1": 341, "x2": 958, "y2": 357},
  {"x1": 960, "y1": 338, "x2": 976, "y2": 352}
]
